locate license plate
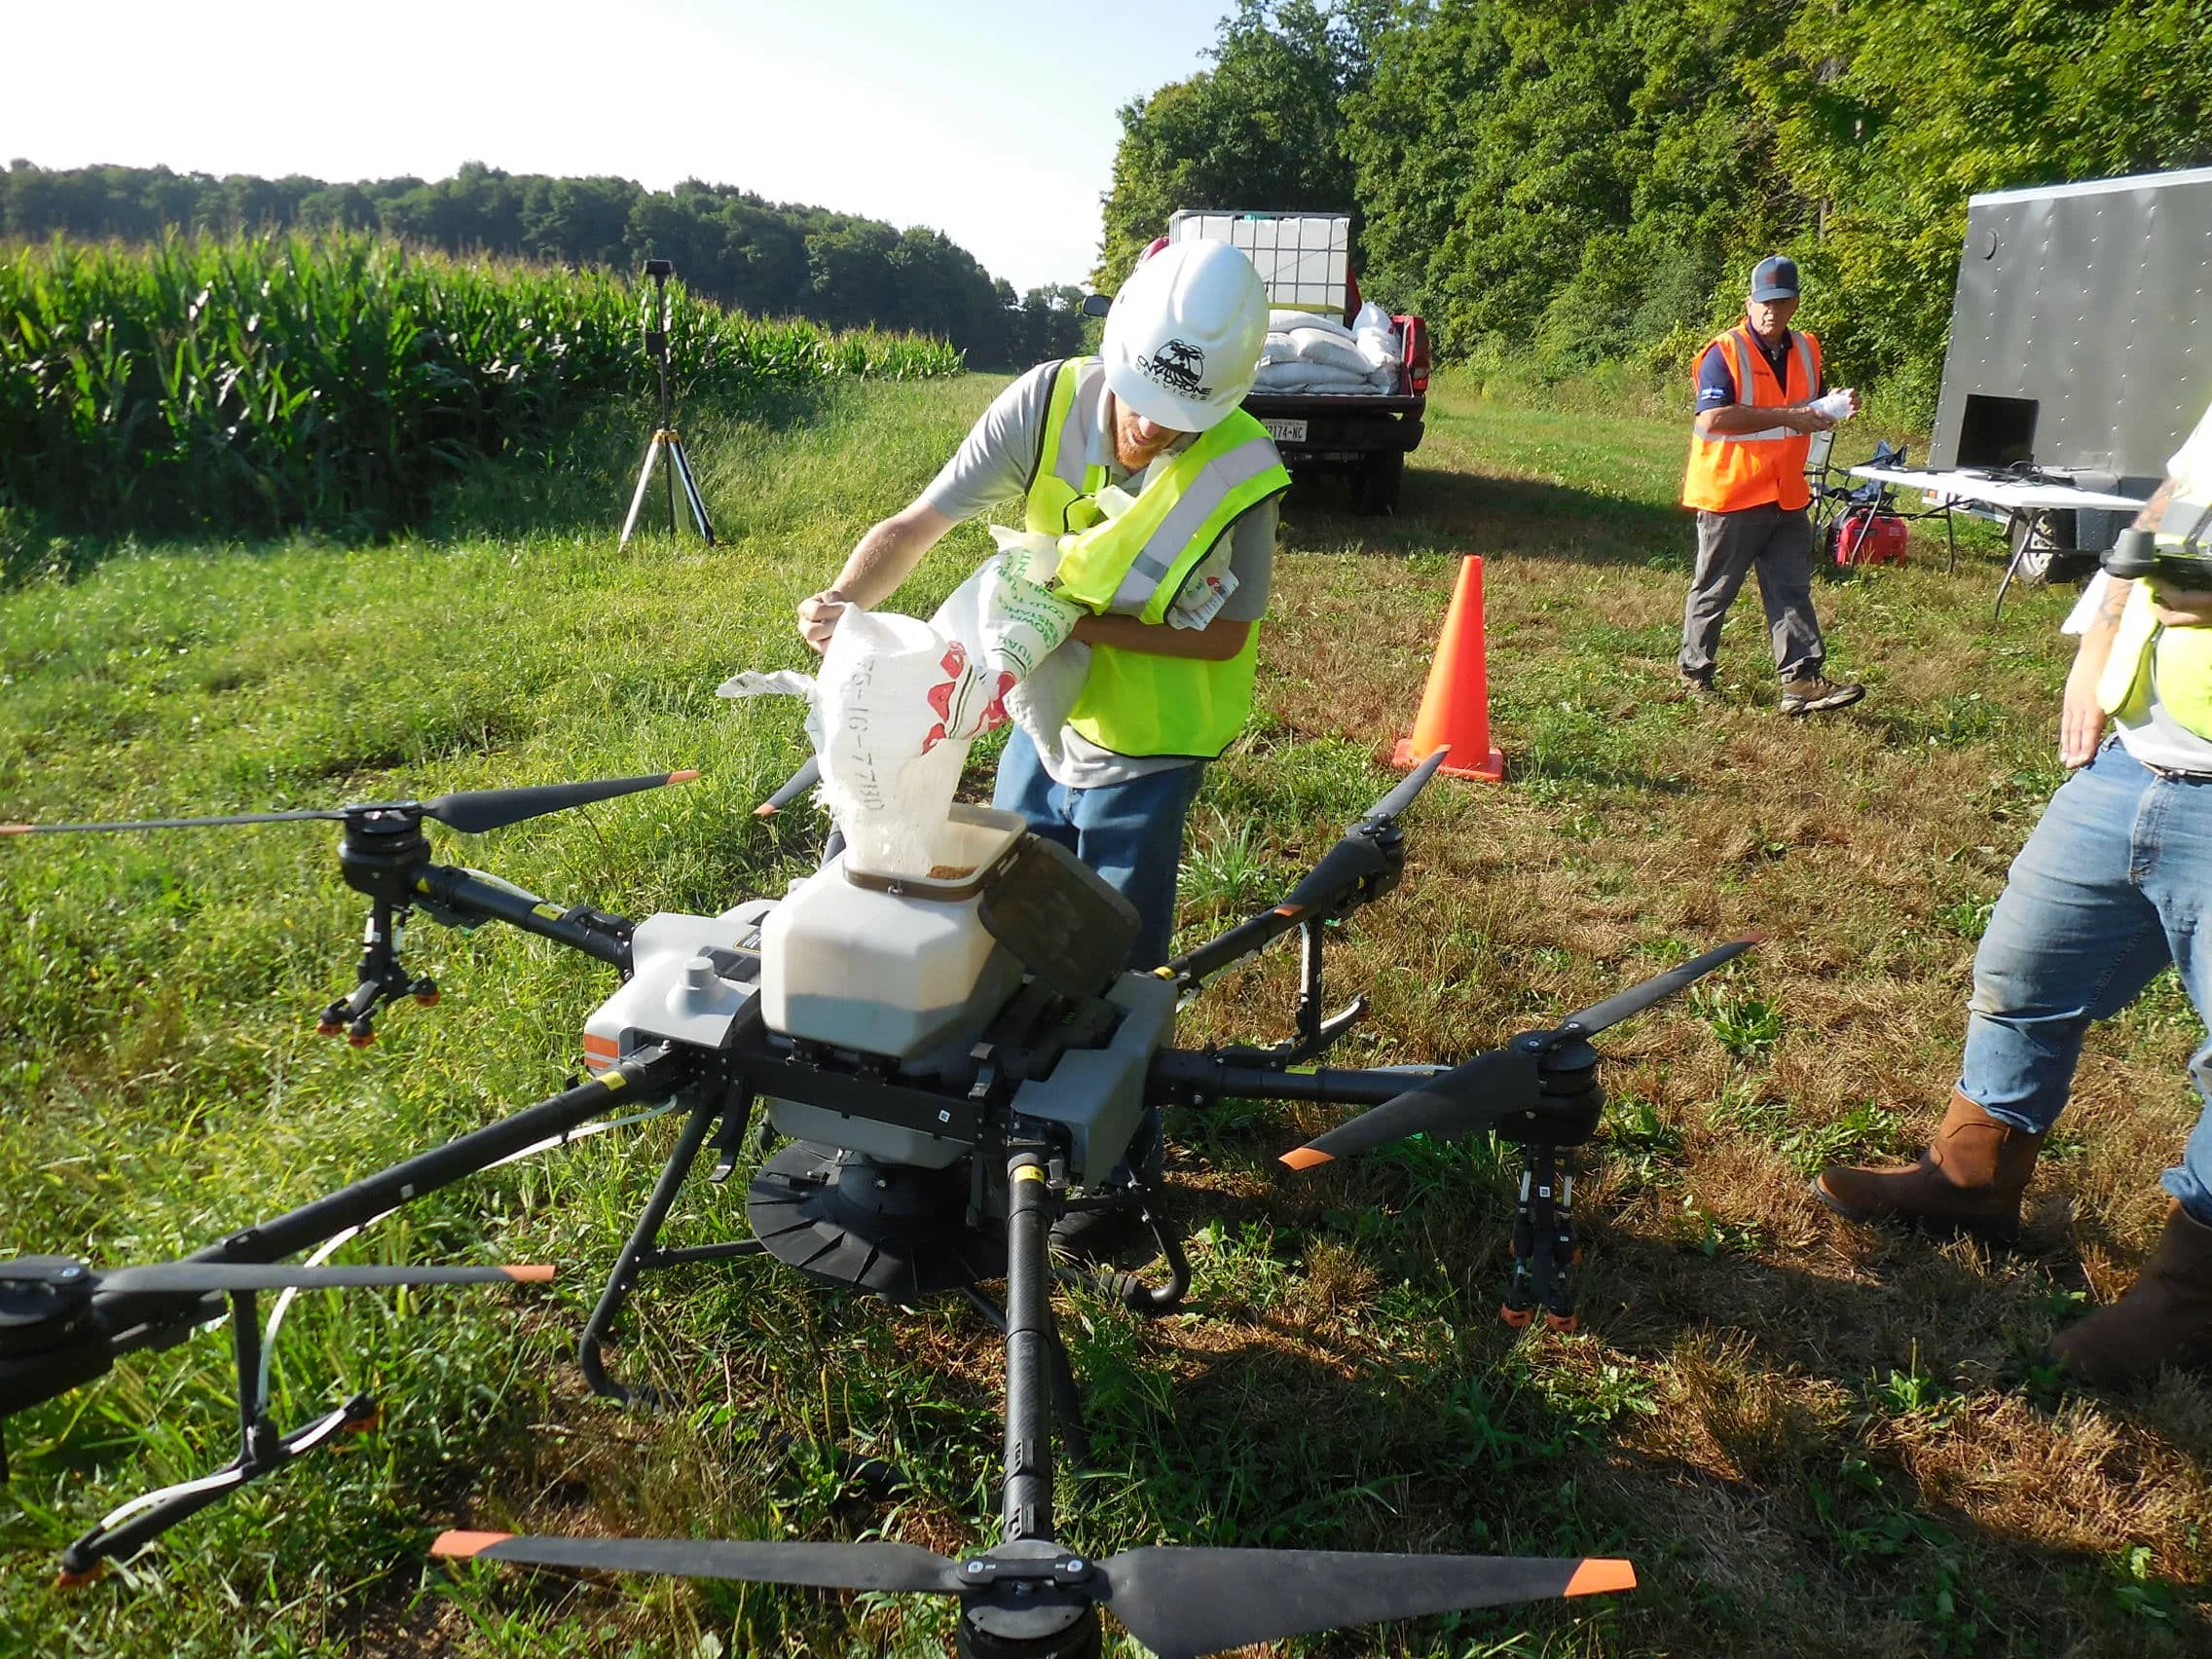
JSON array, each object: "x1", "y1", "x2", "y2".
[{"x1": 1260, "y1": 418, "x2": 1309, "y2": 443}]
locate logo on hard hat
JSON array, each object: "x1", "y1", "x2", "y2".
[{"x1": 1142, "y1": 339, "x2": 1211, "y2": 397}]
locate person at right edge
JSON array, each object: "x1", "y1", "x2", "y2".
[
  {"x1": 1678, "y1": 255, "x2": 1865, "y2": 715},
  {"x1": 1816, "y1": 394, "x2": 2212, "y2": 1385}
]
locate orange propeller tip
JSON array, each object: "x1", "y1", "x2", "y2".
[
  {"x1": 54, "y1": 1563, "x2": 108, "y2": 1589},
  {"x1": 753, "y1": 802, "x2": 777, "y2": 817},
  {"x1": 667, "y1": 769, "x2": 700, "y2": 784},
  {"x1": 501, "y1": 1265, "x2": 556, "y2": 1283},
  {"x1": 1272, "y1": 903, "x2": 1305, "y2": 918},
  {"x1": 0, "y1": 824, "x2": 32, "y2": 835},
  {"x1": 1278, "y1": 1146, "x2": 1334, "y2": 1171},
  {"x1": 1565, "y1": 1559, "x2": 1638, "y2": 1597},
  {"x1": 430, "y1": 1530, "x2": 513, "y2": 1559}
]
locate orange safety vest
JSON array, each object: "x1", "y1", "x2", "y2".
[{"x1": 1680, "y1": 326, "x2": 1822, "y2": 513}]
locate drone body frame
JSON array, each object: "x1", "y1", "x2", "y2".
[{"x1": 1, "y1": 748, "x2": 1747, "y2": 1647}]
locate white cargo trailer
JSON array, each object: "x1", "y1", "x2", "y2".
[
  {"x1": 1930, "y1": 165, "x2": 2212, "y2": 494},
  {"x1": 1848, "y1": 165, "x2": 2210, "y2": 600}
]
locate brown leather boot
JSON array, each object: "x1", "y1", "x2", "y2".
[
  {"x1": 1812, "y1": 1090, "x2": 2045, "y2": 1240},
  {"x1": 2050, "y1": 1202, "x2": 2212, "y2": 1386}
]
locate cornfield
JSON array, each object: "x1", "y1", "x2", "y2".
[{"x1": 0, "y1": 235, "x2": 962, "y2": 539}]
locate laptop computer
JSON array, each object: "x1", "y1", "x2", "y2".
[{"x1": 1956, "y1": 394, "x2": 2039, "y2": 469}]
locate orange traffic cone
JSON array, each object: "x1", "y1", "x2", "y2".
[{"x1": 1391, "y1": 554, "x2": 1504, "y2": 780}]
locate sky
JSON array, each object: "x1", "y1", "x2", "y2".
[{"x1": 2, "y1": 0, "x2": 1228, "y2": 292}]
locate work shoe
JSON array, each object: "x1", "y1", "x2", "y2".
[
  {"x1": 1780, "y1": 675, "x2": 1865, "y2": 716},
  {"x1": 1812, "y1": 1089, "x2": 2045, "y2": 1241},
  {"x1": 1679, "y1": 672, "x2": 1719, "y2": 704},
  {"x1": 2049, "y1": 1201, "x2": 2212, "y2": 1385}
]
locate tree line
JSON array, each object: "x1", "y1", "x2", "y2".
[
  {"x1": 1, "y1": 160, "x2": 1085, "y2": 368},
  {"x1": 1098, "y1": 0, "x2": 2212, "y2": 413}
]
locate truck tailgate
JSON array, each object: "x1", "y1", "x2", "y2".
[{"x1": 1243, "y1": 393, "x2": 1427, "y2": 417}]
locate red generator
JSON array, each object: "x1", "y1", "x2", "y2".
[{"x1": 1833, "y1": 508, "x2": 1909, "y2": 569}]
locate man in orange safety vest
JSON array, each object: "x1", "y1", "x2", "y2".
[{"x1": 1679, "y1": 256, "x2": 1865, "y2": 716}]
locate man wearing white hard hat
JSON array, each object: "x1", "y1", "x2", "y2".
[{"x1": 797, "y1": 238, "x2": 1288, "y2": 970}]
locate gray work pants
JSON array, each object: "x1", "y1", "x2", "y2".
[{"x1": 1679, "y1": 504, "x2": 1825, "y2": 682}]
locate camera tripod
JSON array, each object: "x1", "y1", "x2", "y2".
[{"x1": 619, "y1": 258, "x2": 717, "y2": 547}]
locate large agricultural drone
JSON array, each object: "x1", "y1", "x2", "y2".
[{"x1": 1, "y1": 748, "x2": 1750, "y2": 1654}]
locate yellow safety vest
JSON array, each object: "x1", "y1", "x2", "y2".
[
  {"x1": 1025, "y1": 357, "x2": 1291, "y2": 757},
  {"x1": 2096, "y1": 454, "x2": 2212, "y2": 741}
]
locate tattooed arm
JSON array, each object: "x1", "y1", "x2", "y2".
[
  {"x1": 2059, "y1": 572, "x2": 2133, "y2": 768},
  {"x1": 2056, "y1": 483, "x2": 2179, "y2": 766}
]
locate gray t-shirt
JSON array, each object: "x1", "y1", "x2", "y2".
[{"x1": 921, "y1": 361, "x2": 1279, "y2": 786}]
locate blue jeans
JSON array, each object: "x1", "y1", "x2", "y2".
[
  {"x1": 992, "y1": 727, "x2": 1206, "y2": 970},
  {"x1": 1960, "y1": 741, "x2": 2212, "y2": 1223}
]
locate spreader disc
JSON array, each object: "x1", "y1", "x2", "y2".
[{"x1": 746, "y1": 1144, "x2": 1004, "y2": 1299}]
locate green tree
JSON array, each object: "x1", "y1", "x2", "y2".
[
  {"x1": 1006, "y1": 283, "x2": 1088, "y2": 364},
  {"x1": 1346, "y1": 0, "x2": 1792, "y2": 370},
  {"x1": 519, "y1": 175, "x2": 638, "y2": 268},
  {"x1": 1094, "y1": 0, "x2": 1383, "y2": 289},
  {"x1": 1760, "y1": 0, "x2": 2212, "y2": 404},
  {"x1": 0, "y1": 160, "x2": 1058, "y2": 355}
]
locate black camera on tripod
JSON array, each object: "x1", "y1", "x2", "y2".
[{"x1": 641, "y1": 258, "x2": 675, "y2": 360}]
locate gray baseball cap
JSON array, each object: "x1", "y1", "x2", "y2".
[{"x1": 1749, "y1": 255, "x2": 1800, "y2": 302}]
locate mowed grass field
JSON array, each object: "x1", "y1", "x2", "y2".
[{"x1": 2, "y1": 370, "x2": 2208, "y2": 1657}]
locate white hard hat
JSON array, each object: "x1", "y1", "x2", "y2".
[{"x1": 1101, "y1": 240, "x2": 1268, "y2": 432}]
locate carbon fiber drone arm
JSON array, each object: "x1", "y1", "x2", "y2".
[
  {"x1": 1144, "y1": 1051, "x2": 1430, "y2": 1111},
  {"x1": 1162, "y1": 822, "x2": 1404, "y2": 989},
  {"x1": 412, "y1": 863, "x2": 636, "y2": 970},
  {"x1": 1164, "y1": 747, "x2": 1451, "y2": 991},
  {"x1": 1143, "y1": 1046, "x2": 1587, "y2": 1147},
  {"x1": 0, "y1": 1045, "x2": 695, "y2": 1426}
]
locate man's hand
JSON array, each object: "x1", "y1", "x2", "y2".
[
  {"x1": 1695, "y1": 402, "x2": 1839, "y2": 438},
  {"x1": 2059, "y1": 664, "x2": 2107, "y2": 768},
  {"x1": 797, "y1": 588, "x2": 851, "y2": 653},
  {"x1": 793, "y1": 501, "x2": 956, "y2": 654}
]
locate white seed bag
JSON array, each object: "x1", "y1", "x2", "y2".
[{"x1": 719, "y1": 528, "x2": 1087, "y2": 871}]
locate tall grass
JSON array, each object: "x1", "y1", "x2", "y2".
[{"x1": 0, "y1": 235, "x2": 961, "y2": 544}]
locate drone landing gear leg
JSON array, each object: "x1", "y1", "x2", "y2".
[
  {"x1": 317, "y1": 898, "x2": 436, "y2": 1047},
  {"x1": 56, "y1": 1290, "x2": 377, "y2": 1586},
  {"x1": 1500, "y1": 1147, "x2": 1579, "y2": 1336},
  {"x1": 579, "y1": 1090, "x2": 761, "y2": 1406}
]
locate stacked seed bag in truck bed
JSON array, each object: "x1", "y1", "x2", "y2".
[{"x1": 1253, "y1": 304, "x2": 1401, "y2": 394}]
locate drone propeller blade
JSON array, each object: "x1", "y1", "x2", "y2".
[
  {"x1": 1555, "y1": 936, "x2": 1761, "y2": 1039},
  {"x1": 754, "y1": 756, "x2": 821, "y2": 817},
  {"x1": 1281, "y1": 1046, "x2": 1543, "y2": 1168},
  {"x1": 96, "y1": 1263, "x2": 556, "y2": 1294},
  {"x1": 1359, "y1": 744, "x2": 1451, "y2": 828},
  {"x1": 420, "y1": 771, "x2": 699, "y2": 835},
  {"x1": 1, "y1": 808, "x2": 349, "y2": 835},
  {"x1": 430, "y1": 1531, "x2": 964, "y2": 1594},
  {"x1": 1096, "y1": 1547, "x2": 1636, "y2": 1656},
  {"x1": 1272, "y1": 748, "x2": 1452, "y2": 920},
  {"x1": 1274, "y1": 833, "x2": 1392, "y2": 919}
]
